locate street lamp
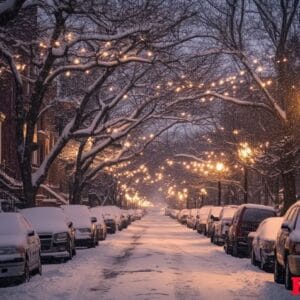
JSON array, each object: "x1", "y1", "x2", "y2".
[
  {"x1": 238, "y1": 142, "x2": 253, "y2": 204},
  {"x1": 215, "y1": 162, "x2": 225, "y2": 206}
]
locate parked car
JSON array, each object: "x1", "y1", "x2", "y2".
[
  {"x1": 274, "y1": 201, "x2": 300, "y2": 290},
  {"x1": 21, "y1": 207, "x2": 76, "y2": 262},
  {"x1": 206, "y1": 206, "x2": 223, "y2": 237},
  {"x1": 170, "y1": 209, "x2": 180, "y2": 219},
  {"x1": 186, "y1": 209, "x2": 199, "y2": 229},
  {"x1": 212, "y1": 205, "x2": 238, "y2": 245},
  {"x1": 101, "y1": 206, "x2": 122, "y2": 231},
  {"x1": 249, "y1": 217, "x2": 283, "y2": 271},
  {"x1": 196, "y1": 206, "x2": 213, "y2": 234},
  {"x1": 225, "y1": 204, "x2": 276, "y2": 257},
  {"x1": 89, "y1": 207, "x2": 107, "y2": 241},
  {"x1": 61, "y1": 205, "x2": 97, "y2": 248},
  {"x1": 177, "y1": 209, "x2": 190, "y2": 225},
  {"x1": 0, "y1": 213, "x2": 41, "y2": 283}
]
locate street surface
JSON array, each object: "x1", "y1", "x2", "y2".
[{"x1": 0, "y1": 209, "x2": 294, "y2": 300}]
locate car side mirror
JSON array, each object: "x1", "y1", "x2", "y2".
[
  {"x1": 67, "y1": 221, "x2": 73, "y2": 228},
  {"x1": 27, "y1": 229, "x2": 35, "y2": 237},
  {"x1": 281, "y1": 221, "x2": 291, "y2": 232},
  {"x1": 91, "y1": 217, "x2": 97, "y2": 223}
]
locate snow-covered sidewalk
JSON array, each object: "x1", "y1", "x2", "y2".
[{"x1": 0, "y1": 209, "x2": 295, "y2": 300}]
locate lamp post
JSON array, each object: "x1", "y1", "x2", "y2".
[
  {"x1": 238, "y1": 143, "x2": 253, "y2": 204},
  {"x1": 216, "y1": 162, "x2": 225, "y2": 206}
]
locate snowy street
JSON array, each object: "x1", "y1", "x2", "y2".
[{"x1": 0, "y1": 209, "x2": 295, "y2": 300}]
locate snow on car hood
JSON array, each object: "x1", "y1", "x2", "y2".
[
  {"x1": 61, "y1": 205, "x2": 92, "y2": 228},
  {"x1": 21, "y1": 207, "x2": 68, "y2": 234},
  {"x1": 0, "y1": 234, "x2": 26, "y2": 248}
]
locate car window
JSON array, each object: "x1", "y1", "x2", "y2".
[{"x1": 242, "y1": 208, "x2": 275, "y2": 223}]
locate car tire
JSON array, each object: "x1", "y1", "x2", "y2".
[
  {"x1": 232, "y1": 241, "x2": 238, "y2": 257},
  {"x1": 225, "y1": 240, "x2": 232, "y2": 255},
  {"x1": 285, "y1": 258, "x2": 292, "y2": 290},
  {"x1": 68, "y1": 241, "x2": 73, "y2": 260},
  {"x1": 251, "y1": 248, "x2": 259, "y2": 266},
  {"x1": 37, "y1": 254, "x2": 42, "y2": 275},
  {"x1": 22, "y1": 260, "x2": 30, "y2": 283},
  {"x1": 210, "y1": 232, "x2": 214, "y2": 243},
  {"x1": 274, "y1": 254, "x2": 284, "y2": 284},
  {"x1": 260, "y1": 250, "x2": 268, "y2": 271},
  {"x1": 72, "y1": 247, "x2": 76, "y2": 256}
]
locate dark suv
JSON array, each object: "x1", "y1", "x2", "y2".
[
  {"x1": 274, "y1": 201, "x2": 300, "y2": 290},
  {"x1": 225, "y1": 204, "x2": 276, "y2": 257}
]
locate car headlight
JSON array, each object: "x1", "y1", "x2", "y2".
[{"x1": 54, "y1": 232, "x2": 68, "y2": 242}]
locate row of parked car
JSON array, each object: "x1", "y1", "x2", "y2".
[
  {"x1": 166, "y1": 201, "x2": 300, "y2": 291},
  {"x1": 0, "y1": 205, "x2": 145, "y2": 285}
]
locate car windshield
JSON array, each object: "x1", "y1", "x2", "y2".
[
  {"x1": 0, "y1": 214, "x2": 23, "y2": 235},
  {"x1": 242, "y1": 208, "x2": 275, "y2": 223}
]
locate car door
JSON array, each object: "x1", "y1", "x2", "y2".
[{"x1": 277, "y1": 207, "x2": 298, "y2": 264}]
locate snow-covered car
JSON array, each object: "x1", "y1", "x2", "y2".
[
  {"x1": 61, "y1": 205, "x2": 98, "y2": 248},
  {"x1": 89, "y1": 207, "x2": 107, "y2": 241},
  {"x1": 196, "y1": 206, "x2": 213, "y2": 234},
  {"x1": 274, "y1": 200, "x2": 300, "y2": 289},
  {"x1": 186, "y1": 209, "x2": 199, "y2": 229},
  {"x1": 249, "y1": 217, "x2": 283, "y2": 271},
  {"x1": 21, "y1": 207, "x2": 76, "y2": 262},
  {"x1": 170, "y1": 209, "x2": 179, "y2": 219},
  {"x1": 177, "y1": 209, "x2": 190, "y2": 225},
  {"x1": 212, "y1": 205, "x2": 238, "y2": 245},
  {"x1": 120, "y1": 210, "x2": 131, "y2": 229},
  {"x1": 0, "y1": 213, "x2": 41, "y2": 283},
  {"x1": 206, "y1": 206, "x2": 223, "y2": 237},
  {"x1": 225, "y1": 204, "x2": 276, "y2": 257},
  {"x1": 100, "y1": 206, "x2": 123, "y2": 232}
]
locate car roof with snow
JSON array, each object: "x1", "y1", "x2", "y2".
[
  {"x1": 238, "y1": 203, "x2": 275, "y2": 211},
  {"x1": 255, "y1": 217, "x2": 284, "y2": 241}
]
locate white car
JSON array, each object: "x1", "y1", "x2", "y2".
[
  {"x1": 249, "y1": 217, "x2": 283, "y2": 271},
  {"x1": 21, "y1": 207, "x2": 76, "y2": 262},
  {"x1": 61, "y1": 205, "x2": 98, "y2": 248},
  {"x1": 212, "y1": 205, "x2": 238, "y2": 245},
  {"x1": 0, "y1": 213, "x2": 41, "y2": 283}
]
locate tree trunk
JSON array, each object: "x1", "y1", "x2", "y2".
[
  {"x1": 282, "y1": 169, "x2": 296, "y2": 214},
  {"x1": 70, "y1": 175, "x2": 83, "y2": 205}
]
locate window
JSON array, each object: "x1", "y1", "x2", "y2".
[
  {"x1": 242, "y1": 208, "x2": 275, "y2": 223},
  {"x1": 0, "y1": 112, "x2": 6, "y2": 164}
]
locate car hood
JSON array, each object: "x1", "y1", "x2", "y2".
[
  {"x1": 0, "y1": 235, "x2": 26, "y2": 248},
  {"x1": 29, "y1": 220, "x2": 68, "y2": 234}
]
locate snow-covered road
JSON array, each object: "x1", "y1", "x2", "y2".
[{"x1": 0, "y1": 209, "x2": 295, "y2": 300}]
